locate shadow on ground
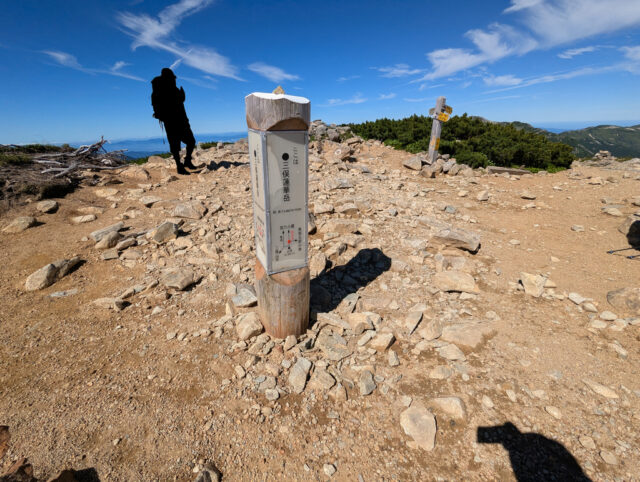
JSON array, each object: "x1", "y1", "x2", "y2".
[
  {"x1": 310, "y1": 247, "x2": 391, "y2": 313},
  {"x1": 477, "y1": 422, "x2": 591, "y2": 481},
  {"x1": 205, "y1": 160, "x2": 247, "y2": 171}
]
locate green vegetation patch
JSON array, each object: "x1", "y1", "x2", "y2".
[
  {"x1": 349, "y1": 114, "x2": 575, "y2": 171},
  {"x1": 0, "y1": 153, "x2": 32, "y2": 166}
]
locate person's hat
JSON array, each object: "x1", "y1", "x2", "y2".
[{"x1": 161, "y1": 68, "x2": 176, "y2": 79}]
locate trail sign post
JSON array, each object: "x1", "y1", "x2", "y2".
[
  {"x1": 427, "y1": 96, "x2": 452, "y2": 164},
  {"x1": 246, "y1": 92, "x2": 311, "y2": 338}
]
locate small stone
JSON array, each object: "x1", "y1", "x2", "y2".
[
  {"x1": 265, "y1": 389, "x2": 280, "y2": 401},
  {"x1": 234, "y1": 365, "x2": 246, "y2": 379},
  {"x1": 476, "y1": 190, "x2": 489, "y2": 201},
  {"x1": 347, "y1": 312, "x2": 375, "y2": 334},
  {"x1": 71, "y1": 214, "x2": 96, "y2": 224},
  {"x1": 600, "y1": 450, "x2": 618, "y2": 465},
  {"x1": 545, "y1": 406, "x2": 562, "y2": 419},
  {"x1": 288, "y1": 357, "x2": 312, "y2": 394},
  {"x1": 232, "y1": 287, "x2": 258, "y2": 307},
  {"x1": 400, "y1": 403, "x2": 437, "y2": 451},
  {"x1": 583, "y1": 379, "x2": 618, "y2": 399},
  {"x1": 568, "y1": 292, "x2": 587, "y2": 305},
  {"x1": 90, "y1": 222, "x2": 124, "y2": 242},
  {"x1": 388, "y1": 350, "x2": 400, "y2": 367},
  {"x1": 606, "y1": 287, "x2": 640, "y2": 316},
  {"x1": 429, "y1": 397, "x2": 466, "y2": 420},
  {"x1": 284, "y1": 335, "x2": 297, "y2": 351},
  {"x1": 173, "y1": 201, "x2": 207, "y2": 220},
  {"x1": 369, "y1": 332, "x2": 395, "y2": 352},
  {"x1": 309, "y1": 252, "x2": 327, "y2": 277},
  {"x1": 93, "y1": 297, "x2": 127, "y2": 311},
  {"x1": 323, "y1": 464, "x2": 337, "y2": 477},
  {"x1": 358, "y1": 370, "x2": 376, "y2": 396},
  {"x1": 25, "y1": 263, "x2": 58, "y2": 291},
  {"x1": 599, "y1": 311, "x2": 617, "y2": 321},
  {"x1": 519, "y1": 272, "x2": 546, "y2": 298},
  {"x1": 437, "y1": 344, "x2": 466, "y2": 361},
  {"x1": 95, "y1": 231, "x2": 122, "y2": 249},
  {"x1": 578, "y1": 436, "x2": 596, "y2": 450},
  {"x1": 316, "y1": 331, "x2": 352, "y2": 360},
  {"x1": 419, "y1": 319, "x2": 443, "y2": 341},
  {"x1": 235, "y1": 312, "x2": 263, "y2": 341},
  {"x1": 37, "y1": 200, "x2": 58, "y2": 213},
  {"x1": 481, "y1": 395, "x2": 494, "y2": 409},
  {"x1": 402, "y1": 156, "x2": 423, "y2": 171},
  {"x1": 161, "y1": 268, "x2": 196, "y2": 290},
  {"x1": 139, "y1": 195, "x2": 162, "y2": 207},
  {"x1": 520, "y1": 191, "x2": 536, "y2": 200},
  {"x1": 571, "y1": 225, "x2": 584, "y2": 232},
  {"x1": 429, "y1": 366, "x2": 453, "y2": 380},
  {"x1": 433, "y1": 271, "x2": 479, "y2": 294},
  {"x1": 151, "y1": 221, "x2": 179, "y2": 244},
  {"x1": 166, "y1": 332, "x2": 176, "y2": 340}
]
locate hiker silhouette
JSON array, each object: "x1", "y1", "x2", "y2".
[
  {"x1": 477, "y1": 422, "x2": 591, "y2": 481},
  {"x1": 151, "y1": 68, "x2": 198, "y2": 175}
]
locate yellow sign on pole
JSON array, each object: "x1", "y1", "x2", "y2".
[{"x1": 436, "y1": 112, "x2": 450, "y2": 122}]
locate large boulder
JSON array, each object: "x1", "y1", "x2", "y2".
[
  {"x1": 402, "y1": 156, "x2": 423, "y2": 171},
  {"x1": 430, "y1": 227, "x2": 481, "y2": 253},
  {"x1": 618, "y1": 215, "x2": 640, "y2": 247},
  {"x1": 400, "y1": 403, "x2": 437, "y2": 451}
]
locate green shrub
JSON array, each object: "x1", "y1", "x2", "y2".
[
  {"x1": 0, "y1": 153, "x2": 32, "y2": 166},
  {"x1": 349, "y1": 114, "x2": 575, "y2": 171}
]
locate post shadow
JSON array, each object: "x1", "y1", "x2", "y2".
[
  {"x1": 310, "y1": 247, "x2": 391, "y2": 313},
  {"x1": 477, "y1": 422, "x2": 591, "y2": 482}
]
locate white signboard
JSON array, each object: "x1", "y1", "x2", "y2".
[{"x1": 248, "y1": 129, "x2": 308, "y2": 274}]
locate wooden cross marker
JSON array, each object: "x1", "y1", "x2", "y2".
[
  {"x1": 245, "y1": 91, "x2": 311, "y2": 338},
  {"x1": 427, "y1": 96, "x2": 452, "y2": 164}
]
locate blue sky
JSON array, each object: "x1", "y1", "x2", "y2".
[{"x1": 1, "y1": 0, "x2": 640, "y2": 144}]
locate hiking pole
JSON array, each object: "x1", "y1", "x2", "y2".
[{"x1": 159, "y1": 120, "x2": 165, "y2": 145}]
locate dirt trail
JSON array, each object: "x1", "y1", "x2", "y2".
[{"x1": 1, "y1": 140, "x2": 639, "y2": 481}]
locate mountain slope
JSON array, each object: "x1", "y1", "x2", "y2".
[{"x1": 509, "y1": 122, "x2": 640, "y2": 158}]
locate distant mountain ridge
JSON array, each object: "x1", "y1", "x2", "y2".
[{"x1": 508, "y1": 122, "x2": 640, "y2": 158}]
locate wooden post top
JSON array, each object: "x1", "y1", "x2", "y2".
[{"x1": 245, "y1": 92, "x2": 311, "y2": 132}]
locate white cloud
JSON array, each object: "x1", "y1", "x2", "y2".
[
  {"x1": 420, "y1": 23, "x2": 536, "y2": 80},
  {"x1": 504, "y1": 0, "x2": 544, "y2": 13},
  {"x1": 247, "y1": 62, "x2": 300, "y2": 82},
  {"x1": 378, "y1": 93, "x2": 396, "y2": 100},
  {"x1": 117, "y1": 0, "x2": 241, "y2": 79},
  {"x1": 422, "y1": 1, "x2": 640, "y2": 80},
  {"x1": 43, "y1": 50, "x2": 144, "y2": 81},
  {"x1": 621, "y1": 45, "x2": 640, "y2": 62},
  {"x1": 324, "y1": 93, "x2": 367, "y2": 106},
  {"x1": 43, "y1": 50, "x2": 84, "y2": 70},
  {"x1": 180, "y1": 75, "x2": 218, "y2": 89},
  {"x1": 468, "y1": 94, "x2": 522, "y2": 103},
  {"x1": 558, "y1": 46, "x2": 596, "y2": 59},
  {"x1": 483, "y1": 74, "x2": 523, "y2": 86},
  {"x1": 418, "y1": 82, "x2": 445, "y2": 91},
  {"x1": 375, "y1": 63, "x2": 424, "y2": 78},
  {"x1": 403, "y1": 97, "x2": 433, "y2": 103},
  {"x1": 337, "y1": 75, "x2": 360, "y2": 82},
  {"x1": 512, "y1": 0, "x2": 640, "y2": 47},
  {"x1": 488, "y1": 65, "x2": 618, "y2": 93}
]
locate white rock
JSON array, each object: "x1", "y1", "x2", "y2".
[{"x1": 400, "y1": 403, "x2": 437, "y2": 451}]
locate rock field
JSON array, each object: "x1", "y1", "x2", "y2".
[{"x1": 0, "y1": 134, "x2": 639, "y2": 481}]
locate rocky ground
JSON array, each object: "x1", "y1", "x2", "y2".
[{"x1": 0, "y1": 135, "x2": 639, "y2": 481}]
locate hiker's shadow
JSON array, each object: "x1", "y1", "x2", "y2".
[
  {"x1": 206, "y1": 160, "x2": 247, "y2": 171},
  {"x1": 477, "y1": 422, "x2": 591, "y2": 482},
  {"x1": 310, "y1": 247, "x2": 391, "y2": 313}
]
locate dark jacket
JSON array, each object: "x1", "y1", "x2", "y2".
[{"x1": 151, "y1": 76, "x2": 188, "y2": 124}]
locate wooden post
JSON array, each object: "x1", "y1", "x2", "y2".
[
  {"x1": 246, "y1": 91, "x2": 311, "y2": 339},
  {"x1": 428, "y1": 96, "x2": 447, "y2": 165}
]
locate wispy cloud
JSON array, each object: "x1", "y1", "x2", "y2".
[
  {"x1": 403, "y1": 97, "x2": 435, "y2": 103},
  {"x1": 117, "y1": 0, "x2": 241, "y2": 79},
  {"x1": 418, "y1": 82, "x2": 445, "y2": 91},
  {"x1": 323, "y1": 93, "x2": 367, "y2": 106},
  {"x1": 468, "y1": 94, "x2": 522, "y2": 103},
  {"x1": 420, "y1": 0, "x2": 640, "y2": 80},
  {"x1": 374, "y1": 63, "x2": 424, "y2": 78},
  {"x1": 180, "y1": 75, "x2": 217, "y2": 89},
  {"x1": 483, "y1": 74, "x2": 523, "y2": 86},
  {"x1": 247, "y1": 62, "x2": 300, "y2": 82},
  {"x1": 378, "y1": 93, "x2": 396, "y2": 100},
  {"x1": 558, "y1": 46, "x2": 596, "y2": 59},
  {"x1": 337, "y1": 75, "x2": 360, "y2": 82},
  {"x1": 42, "y1": 50, "x2": 144, "y2": 81}
]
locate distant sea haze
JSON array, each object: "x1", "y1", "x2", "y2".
[
  {"x1": 102, "y1": 131, "x2": 247, "y2": 159},
  {"x1": 533, "y1": 120, "x2": 640, "y2": 133}
]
